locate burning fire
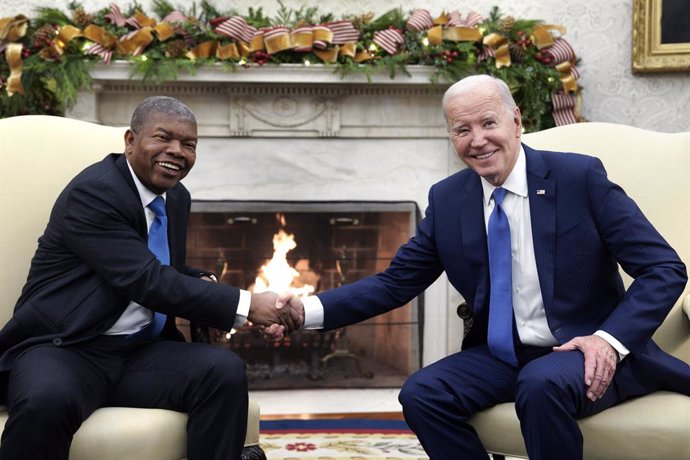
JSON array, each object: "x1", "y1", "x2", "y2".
[{"x1": 252, "y1": 224, "x2": 315, "y2": 298}]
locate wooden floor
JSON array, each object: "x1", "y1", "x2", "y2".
[{"x1": 261, "y1": 411, "x2": 405, "y2": 420}]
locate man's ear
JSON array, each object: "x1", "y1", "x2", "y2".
[
  {"x1": 513, "y1": 107, "x2": 523, "y2": 137},
  {"x1": 124, "y1": 129, "x2": 134, "y2": 155}
]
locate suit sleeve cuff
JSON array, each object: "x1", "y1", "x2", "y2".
[
  {"x1": 303, "y1": 295, "x2": 325, "y2": 329},
  {"x1": 233, "y1": 290, "x2": 250, "y2": 329},
  {"x1": 594, "y1": 330, "x2": 629, "y2": 361}
]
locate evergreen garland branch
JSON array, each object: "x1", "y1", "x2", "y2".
[{"x1": 0, "y1": 3, "x2": 582, "y2": 131}]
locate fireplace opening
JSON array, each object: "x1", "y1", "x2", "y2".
[{"x1": 180, "y1": 201, "x2": 422, "y2": 390}]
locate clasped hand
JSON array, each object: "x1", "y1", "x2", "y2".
[{"x1": 247, "y1": 292, "x2": 304, "y2": 341}]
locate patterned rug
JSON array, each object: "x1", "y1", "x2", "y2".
[{"x1": 259, "y1": 419, "x2": 428, "y2": 459}]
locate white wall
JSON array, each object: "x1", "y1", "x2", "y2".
[{"x1": 5, "y1": 0, "x2": 689, "y2": 132}]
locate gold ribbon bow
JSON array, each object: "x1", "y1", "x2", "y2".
[
  {"x1": 264, "y1": 27, "x2": 292, "y2": 54},
  {"x1": 237, "y1": 32, "x2": 265, "y2": 56},
  {"x1": 83, "y1": 25, "x2": 117, "y2": 49},
  {"x1": 291, "y1": 26, "x2": 313, "y2": 52},
  {"x1": 483, "y1": 33, "x2": 511, "y2": 68},
  {"x1": 532, "y1": 24, "x2": 566, "y2": 50},
  {"x1": 154, "y1": 23, "x2": 175, "y2": 42},
  {"x1": 0, "y1": 15, "x2": 28, "y2": 42},
  {"x1": 312, "y1": 26, "x2": 333, "y2": 49},
  {"x1": 186, "y1": 41, "x2": 217, "y2": 60},
  {"x1": 1, "y1": 15, "x2": 29, "y2": 95},
  {"x1": 4, "y1": 43, "x2": 24, "y2": 95},
  {"x1": 117, "y1": 27, "x2": 154, "y2": 56},
  {"x1": 313, "y1": 42, "x2": 356, "y2": 63},
  {"x1": 39, "y1": 25, "x2": 83, "y2": 61},
  {"x1": 555, "y1": 61, "x2": 578, "y2": 93},
  {"x1": 216, "y1": 43, "x2": 240, "y2": 60},
  {"x1": 425, "y1": 12, "x2": 483, "y2": 46}
]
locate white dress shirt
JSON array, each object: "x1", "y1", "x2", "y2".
[
  {"x1": 480, "y1": 148, "x2": 557, "y2": 347},
  {"x1": 302, "y1": 148, "x2": 628, "y2": 359},
  {"x1": 104, "y1": 159, "x2": 249, "y2": 335}
]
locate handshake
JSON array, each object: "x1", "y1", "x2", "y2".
[{"x1": 247, "y1": 292, "x2": 305, "y2": 341}]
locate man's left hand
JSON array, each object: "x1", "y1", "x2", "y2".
[{"x1": 553, "y1": 335, "x2": 618, "y2": 402}]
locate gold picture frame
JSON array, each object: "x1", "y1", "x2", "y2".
[{"x1": 632, "y1": 0, "x2": 690, "y2": 73}]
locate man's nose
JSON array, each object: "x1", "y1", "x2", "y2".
[
  {"x1": 470, "y1": 130, "x2": 486, "y2": 147},
  {"x1": 167, "y1": 140, "x2": 184, "y2": 156}
]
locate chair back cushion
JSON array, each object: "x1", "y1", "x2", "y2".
[
  {"x1": 523, "y1": 122, "x2": 690, "y2": 360},
  {"x1": 0, "y1": 115, "x2": 126, "y2": 325}
]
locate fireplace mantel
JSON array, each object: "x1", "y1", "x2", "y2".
[
  {"x1": 69, "y1": 63, "x2": 450, "y2": 138},
  {"x1": 89, "y1": 62, "x2": 443, "y2": 85}
]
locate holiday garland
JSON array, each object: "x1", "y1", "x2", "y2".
[{"x1": 0, "y1": 1, "x2": 582, "y2": 132}]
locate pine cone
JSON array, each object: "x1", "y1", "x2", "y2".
[
  {"x1": 165, "y1": 39, "x2": 188, "y2": 58},
  {"x1": 33, "y1": 24, "x2": 56, "y2": 47},
  {"x1": 509, "y1": 42, "x2": 525, "y2": 63},
  {"x1": 72, "y1": 7, "x2": 93, "y2": 28},
  {"x1": 499, "y1": 16, "x2": 516, "y2": 33}
]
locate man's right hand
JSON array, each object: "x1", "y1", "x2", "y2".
[{"x1": 262, "y1": 292, "x2": 305, "y2": 341}]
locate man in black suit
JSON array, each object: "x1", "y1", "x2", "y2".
[{"x1": 0, "y1": 96, "x2": 297, "y2": 459}]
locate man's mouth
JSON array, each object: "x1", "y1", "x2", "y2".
[
  {"x1": 473, "y1": 151, "x2": 495, "y2": 160},
  {"x1": 157, "y1": 161, "x2": 181, "y2": 172}
]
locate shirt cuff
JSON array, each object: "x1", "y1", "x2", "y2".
[
  {"x1": 233, "y1": 290, "x2": 251, "y2": 329},
  {"x1": 303, "y1": 295, "x2": 325, "y2": 329},
  {"x1": 594, "y1": 330, "x2": 630, "y2": 361}
]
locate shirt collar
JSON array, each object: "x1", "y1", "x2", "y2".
[
  {"x1": 480, "y1": 146, "x2": 527, "y2": 206},
  {"x1": 125, "y1": 156, "x2": 166, "y2": 208}
]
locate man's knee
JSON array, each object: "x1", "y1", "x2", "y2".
[
  {"x1": 193, "y1": 346, "x2": 247, "y2": 391},
  {"x1": 399, "y1": 369, "x2": 430, "y2": 410},
  {"x1": 515, "y1": 352, "x2": 583, "y2": 411},
  {"x1": 10, "y1": 381, "x2": 86, "y2": 426}
]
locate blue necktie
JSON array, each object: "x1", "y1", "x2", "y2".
[
  {"x1": 133, "y1": 196, "x2": 169, "y2": 339},
  {"x1": 487, "y1": 188, "x2": 518, "y2": 367}
]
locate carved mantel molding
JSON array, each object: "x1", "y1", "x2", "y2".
[{"x1": 69, "y1": 63, "x2": 449, "y2": 138}]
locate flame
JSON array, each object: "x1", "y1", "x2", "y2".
[{"x1": 252, "y1": 229, "x2": 315, "y2": 298}]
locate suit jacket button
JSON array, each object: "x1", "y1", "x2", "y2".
[{"x1": 52, "y1": 337, "x2": 63, "y2": 346}]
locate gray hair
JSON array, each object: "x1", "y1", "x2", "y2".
[
  {"x1": 442, "y1": 75, "x2": 517, "y2": 128},
  {"x1": 130, "y1": 96, "x2": 196, "y2": 132}
]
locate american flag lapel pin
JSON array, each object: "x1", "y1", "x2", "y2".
[{"x1": 536, "y1": 189, "x2": 546, "y2": 195}]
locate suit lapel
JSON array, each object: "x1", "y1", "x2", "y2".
[
  {"x1": 114, "y1": 154, "x2": 148, "y2": 236},
  {"x1": 458, "y1": 174, "x2": 490, "y2": 311},
  {"x1": 165, "y1": 186, "x2": 187, "y2": 267},
  {"x1": 524, "y1": 145, "x2": 556, "y2": 311}
]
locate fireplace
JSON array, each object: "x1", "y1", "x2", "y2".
[
  {"x1": 73, "y1": 64, "x2": 467, "y2": 373},
  {"x1": 180, "y1": 200, "x2": 421, "y2": 389}
]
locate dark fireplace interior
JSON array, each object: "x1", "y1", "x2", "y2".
[{"x1": 178, "y1": 201, "x2": 422, "y2": 390}]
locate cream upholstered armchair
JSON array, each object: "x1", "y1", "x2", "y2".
[
  {"x1": 0, "y1": 115, "x2": 264, "y2": 460},
  {"x1": 466, "y1": 123, "x2": 690, "y2": 460}
]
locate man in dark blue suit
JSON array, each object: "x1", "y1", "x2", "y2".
[
  {"x1": 0, "y1": 96, "x2": 296, "y2": 459},
  {"x1": 276, "y1": 75, "x2": 690, "y2": 459}
]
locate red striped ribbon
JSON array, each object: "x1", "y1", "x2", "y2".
[
  {"x1": 407, "y1": 9, "x2": 433, "y2": 31},
  {"x1": 85, "y1": 43, "x2": 112, "y2": 64},
  {"x1": 373, "y1": 28, "x2": 404, "y2": 54},
  {"x1": 551, "y1": 92, "x2": 578, "y2": 126},
  {"x1": 162, "y1": 11, "x2": 186, "y2": 24},
  {"x1": 447, "y1": 10, "x2": 483, "y2": 27},
  {"x1": 542, "y1": 38, "x2": 575, "y2": 63},
  {"x1": 104, "y1": 3, "x2": 127, "y2": 27},
  {"x1": 214, "y1": 16, "x2": 257, "y2": 43},
  {"x1": 327, "y1": 20, "x2": 359, "y2": 44}
]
